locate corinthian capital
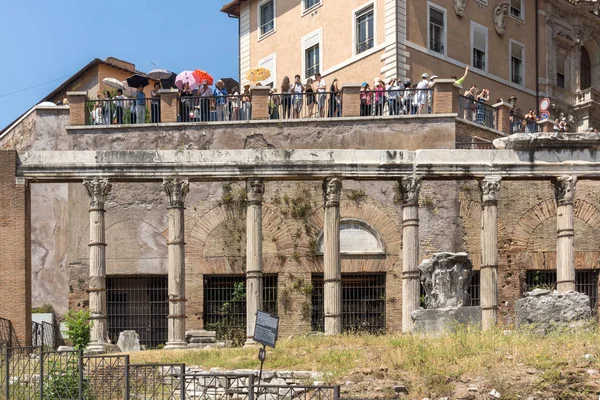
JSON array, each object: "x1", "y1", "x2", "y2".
[
  {"x1": 554, "y1": 176, "x2": 577, "y2": 205},
  {"x1": 163, "y1": 178, "x2": 189, "y2": 208},
  {"x1": 399, "y1": 176, "x2": 422, "y2": 206},
  {"x1": 479, "y1": 176, "x2": 502, "y2": 204},
  {"x1": 83, "y1": 178, "x2": 112, "y2": 209},
  {"x1": 323, "y1": 178, "x2": 342, "y2": 206},
  {"x1": 246, "y1": 179, "x2": 264, "y2": 205}
]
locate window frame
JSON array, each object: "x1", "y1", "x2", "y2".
[
  {"x1": 257, "y1": 0, "x2": 276, "y2": 40},
  {"x1": 353, "y1": 1, "x2": 376, "y2": 56},
  {"x1": 258, "y1": 52, "x2": 277, "y2": 88},
  {"x1": 470, "y1": 21, "x2": 488, "y2": 72},
  {"x1": 302, "y1": 28, "x2": 323, "y2": 81},
  {"x1": 302, "y1": 0, "x2": 322, "y2": 15},
  {"x1": 427, "y1": 2, "x2": 447, "y2": 57},
  {"x1": 509, "y1": 0, "x2": 524, "y2": 21},
  {"x1": 509, "y1": 39, "x2": 525, "y2": 87},
  {"x1": 556, "y1": 52, "x2": 566, "y2": 89}
]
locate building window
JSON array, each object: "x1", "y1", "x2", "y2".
[
  {"x1": 258, "y1": 53, "x2": 276, "y2": 87},
  {"x1": 204, "y1": 275, "x2": 278, "y2": 342},
  {"x1": 259, "y1": 0, "x2": 275, "y2": 37},
  {"x1": 581, "y1": 46, "x2": 592, "y2": 90},
  {"x1": 525, "y1": 270, "x2": 598, "y2": 312},
  {"x1": 471, "y1": 24, "x2": 487, "y2": 71},
  {"x1": 311, "y1": 273, "x2": 386, "y2": 333},
  {"x1": 304, "y1": 0, "x2": 321, "y2": 10},
  {"x1": 305, "y1": 44, "x2": 320, "y2": 78},
  {"x1": 429, "y1": 6, "x2": 445, "y2": 54},
  {"x1": 557, "y1": 54, "x2": 566, "y2": 89},
  {"x1": 107, "y1": 276, "x2": 168, "y2": 349},
  {"x1": 510, "y1": 0, "x2": 523, "y2": 19},
  {"x1": 510, "y1": 42, "x2": 524, "y2": 85},
  {"x1": 355, "y1": 4, "x2": 374, "y2": 54}
]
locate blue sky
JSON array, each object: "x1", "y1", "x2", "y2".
[{"x1": 0, "y1": 0, "x2": 239, "y2": 129}]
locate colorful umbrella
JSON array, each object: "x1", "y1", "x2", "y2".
[
  {"x1": 246, "y1": 67, "x2": 271, "y2": 83},
  {"x1": 148, "y1": 69, "x2": 173, "y2": 80},
  {"x1": 193, "y1": 70, "x2": 214, "y2": 86},
  {"x1": 175, "y1": 71, "x2": 200, "y2": 90},
  {"x1": 102, "y1": 77, "x2": 125, "y2": 91}
]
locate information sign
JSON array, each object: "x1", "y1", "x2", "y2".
[{"x1": 253, "y1": 311, "x2": 279, "y2": 348}]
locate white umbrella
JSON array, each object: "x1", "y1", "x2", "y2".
[
  {"x1": 102, "y1": 78, "x2": 125, "y2": 91},
  {"x1": 148, "y1": 69, "x2": 173, "y2": 80},
  {"x1": 121, "y1": 80, "x2": 137, "y2": 97}
]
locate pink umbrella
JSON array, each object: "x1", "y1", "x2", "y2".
[{"x1": 175, "y1": 71, "x2": 200, "y2": 91}]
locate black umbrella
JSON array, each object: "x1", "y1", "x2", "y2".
[
  {"x1": 221, "y1": 77, "x2": 240, "y2": 93},
  {"x1": 126, "y1": 74, "x2": 150, "y2": 88},
  {"x1": 160, "y1": 72, "x2": 177, "y2": 89}
]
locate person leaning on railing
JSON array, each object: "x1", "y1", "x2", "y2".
[
  {"x1": 315, "y1": 73, "x2": 327, "y2": 118},
  {"x1": 241, "y1": 84, "x2": 252, "y2": 120},
  {"x1": 230, "y1": 86, "x2": 240, "y2": 121},
  {"x1": 198, "y1": 80, "x2": 213, "y2": 122},
  {"x1": 151, "y1": 82, "x2": 161, "y2": 123},
  {"x1": 360, "y1": 83, "x2": 372, "y2": 117},
  {"x1": 114, "y1": 89, "x2": 126, "y2": 124},
  {"x1": 475, "y1": 88, "x2": 490, "y2": 126},
  {"x1": 98, "y1": 91, "x2": 112, "y2": 125},
  {"x1": 329, "y1": 78, "x2": 341, "y2": 118},
  {"x1": 374, "y1": 79, "x2": 385, "y2": 116},
  {"x1": 179, "y1": 82, "x2": 193, "y2": 123},
  {"x1": 214, "y1": 80, "x2": 229, "y2": 122},
  {"x1": 292, "y1": 75, "x2": 305, "y2": 119},
  {"x1": 269, "y1": 88, "x2": 281, "y2": 119},
  {"x1": 281, "y1": 76, "x2": 292, "y2": 119},
  {"x1": 386, "y1": 79, "x2": 401, "y2": 116},
  {"x1": 305, "y1": 79, "x2": 315, "y2": 118}
]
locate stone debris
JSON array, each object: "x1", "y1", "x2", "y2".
[
  {"x1": 393, "y1": 384, "x2": 408, "y2": 394},
  {"x1": 489, "y1": 388, "x2": 501, "y2": 398},
  {"x1": 116, "y1": 330, "x2": 141, "y2": 352},
  {"x1": 515, "y1": 290, "x2": 594, "y2": 333}
]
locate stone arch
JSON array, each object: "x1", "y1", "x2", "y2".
[
  {"x1": 315, "y1": 219, "x2": 386, "y2": 255},
  {"x1": 511, "y1": 199, "x2": 600, "y2": 251},
  {"x1": 187, "y1": 205, "x2": 295, "y2": 274}
]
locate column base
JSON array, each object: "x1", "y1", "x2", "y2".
[
  {"x1": 86, "y1": 341, "x2": 114, "y2": 354},
  {"x1": 164, "y1": 341, "x2": 188, "y2": 350},
  {"x1": 244, "y1": 338, "x2": 261, "y2": 348}
]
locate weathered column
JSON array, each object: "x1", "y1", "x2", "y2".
[
  {"x1": 400, "y1": 177, "x2": 421, "y2": 332},
  {"x1": 323, "y1": 178, "x2": 342, "y2": 335},
  {"x1": 84, "y1": 178, "x2": 112, "y2": 353},
  {"x1": 245, "y1": 179, "x2": 264, "y2": 346},
  {"x1": 554, "y1": 176, "x2": 577, "y2": 292},
  {"x1": 479, "y1": 176, "x2": 501, "y2": 330},
  {"x1": 163, "y1": 178, "x2": 189, "y2": 349}
]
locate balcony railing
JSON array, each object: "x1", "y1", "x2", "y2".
[
  {"x1": 458, "y1": 95, "x2": 497, "y2": 130},
  {"x1": 178, "y1": 94, "x2": 250, "y2": 122},
  {"x1": 510, "y1": 114, "x2": 542, "y2": 134},
  {"x1": 429, "y1": 38, "x2": 445, "y2": 54},
  {"x1": 86, "y1": 98, "x2": 158, "y2": 125}
]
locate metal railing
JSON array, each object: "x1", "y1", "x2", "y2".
[
  {"x1": 87, "y1": 98, "x2": 159, "y2": 125},
  {"x1": 510, "y1": 114, "x2": 542, "y2": 134},
  {"x1": 429, "y1": 38, "x2": 444, "y2": 54},
  {"x1": 459, "y1": 95, "x2": 497, "y2": 130},
  {"x1": 0, "y1": 318, "x2": 16, "y2": 350},
  {"x1": 360, "y1": 89, "x2": 433, "y2": 116},
  {"x1": 31, "y1": 320, "x2": 58, "y2": 351},
  {"x1": 268, "y1": 91, "x2": 342, "y2": 119},
  {"x1": 179, "y1": 94, "x2": 251, "y2": 122},
  {"x1": 0, "y1": 347, "x2": 341, "y2": 399}
]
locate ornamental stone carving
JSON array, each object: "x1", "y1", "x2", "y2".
[
  {"x1": 83, "y1": 178, "x2": 112, "y2": 209},
  {"x1": 479, "y1": 176, "x2": 502, "y2": 204},
  {"x1": 419, "y1": 252, "x2": 473, "y2": 308},
  {"x1": 554, "y1": 176, "x2": 577, "y2": 205},
  {"x1": 323, "y1": 178, "x2": 342, "y2": 205},
  {"x1": 494, "y1": 2, "x2": 509, "y2": 35},
  {"x1": 399, "y1": 177, "x2": 422, "y2": 206},
  {"x1": 453, "y1": 0, "x2": 467, "y2": 16},
  {"x1": 162, "y1": 178, "x2": 189, "y2": 208},
  {"x1": 246, "y1": 178, "x2": 265, "y2": 204}
]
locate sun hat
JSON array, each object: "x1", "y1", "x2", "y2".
[
  {"x1": 430, "y1": 75, "x2": 438, "y2": 80},
  {"x1": 421, "y1": 73, "x2": 429, "y2": 79},
  {"x1": 362, "y1": 82, "x2": 368, "y2": 87}
]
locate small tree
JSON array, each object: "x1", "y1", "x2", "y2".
[{"x1": 63, "y1": 310, "x2": 92, "y2": 350}]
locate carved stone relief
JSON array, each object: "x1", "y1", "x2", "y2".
[{"x1": 494, "y1": 2, "x2": 509, "y2": 35}]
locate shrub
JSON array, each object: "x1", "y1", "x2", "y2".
[{"x1": 63, "y1": 310, "x2": 92, "y2": 350}]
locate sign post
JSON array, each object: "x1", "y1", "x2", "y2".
[{"x1": 253, "y1": 311, "x2": 279, "y2": 385}]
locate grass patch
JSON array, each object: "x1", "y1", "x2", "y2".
[{"x1": 128, "y1": 327, "x2": 600, "y2": 398}]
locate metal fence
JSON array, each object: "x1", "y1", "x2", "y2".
[
  {"x1": 0, "y1": 349, "x2": 340, "y2": 399},
  {"x1": 268, "y1": 92, "x2": 342, "y2": 119},
  {"x1": 179, "y1": 94, "x2": 250, "y2": 122},
  {"x1": 311, "y1": 273, "x2": 386, "y2": 333},
  {"x1": 87, "y1": 98, "x2": 158, "y2": 125},
  {"x1": 31, "y1": 321, "x2": 58, "y2": 351},
  {"x1": 358, "y1": 89, "x2": 433, "y2": 117},
  {"x1": 0, "y1": 318, "x2": 16, "y2": 350},
  {"x1": 510, "y1": 114, "x2": 542, "y2": 134},
  {"x1": 458, "y1": 95, "x2": 497, "y2": 130}
]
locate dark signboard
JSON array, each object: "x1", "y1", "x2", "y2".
[{"x1": 253, "y1": 311, "x2": 279, "y2": 348}]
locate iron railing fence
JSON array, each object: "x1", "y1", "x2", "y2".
[
  {"x1": 429, "y1": 38, "x2": 445, "y2": 54},
  {"x1": 510, "y1": 114, "x2": 542, "y2": 134},
  {"x1": 525, "y1": 270, "x2": 599, "y2": 312},
  {"x1": 268, "y1": 91, "x2": 341, "y2": 120},
  {"x1": 459, "y1": 95, "x2": 497, "y2": 130},
  {"x1": 455, "y1": 136, "x2": 495, "y2": 149},
  {"x1": 311, "y1": 273, "x2": 386, "y2": 333},
  {"x1": 255, "y1": 384, "x2": 340, "y2": 400},
  {"x1": 359, "y1": 89, "x2": 433, "y2": 116},
  {"x1": 31, "y1": 320, "x2": 59, "y2": 351},
  {"x1": 0, "y1": 318, "x2": 16, "y2": 350},
  {"x1": 179, "y1": 94, "x2": 251, "y2": 122},
  {"x1": 203, "y1": 275, "x2": 278, "y2": 343},
  {"x1": 106, "y1": 275, "x2": 168, "y2": 349},
  {"x1": 87, "y1": 98, "x2": 157, "y2": 125}
]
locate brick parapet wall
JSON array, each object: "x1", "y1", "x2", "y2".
[
  {"x1": 433, "y1": 80, "x2": 460, "y2": 114},
  {"x1": 67, "y1": 91, "x2": 88, "y2": 126},
  {"x1": 341, "y1": 85, "x2": 361, "y2": 118},
  {"x1": 0, "y1": 151, "x2": 31, "y2": 346},
  {"x1": 159, "y1": 89, "x2": 179, "y2": 123},
  {"x1": 251, "y1": 87, "x2": 271, "y2": 120}
]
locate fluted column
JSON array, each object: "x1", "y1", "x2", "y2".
[
  {"x1": 479, "y1": 176, "x2": 501, "y2": 330},
  {"x1": 245, "y1": 179, "x2": 264, "y2": 346},
  {"x1": 84, "y1": 178, "x2": 112, "y2": 353},
  {"x1": 400, "y1": 177, "x2": 421, "y2": 332},
  {"x1": 323, "y1": 178, "x2": 342, "y2": 335},
  {"x1": 554, "y1": 176, "x2": 577, "y2": 292},
  {"x1": 163, "y1": 178, "x2": 189, "y2": 349}
]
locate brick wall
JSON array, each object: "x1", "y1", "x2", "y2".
[{"x1": 0, "y1": 151, "x2": 31, "y2": 345}]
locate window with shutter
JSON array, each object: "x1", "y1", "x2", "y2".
[
  {"x1": 429, "y1": 7, "x2": 445, "y2": 54},
  {"x1": 557, "y1": 54, "x2": 566, "y2": 89},
  {"x1": 472, "y1": 27, "x2": 487, "y2": 70},
  {"x1": 510, "y1": 0, "x2": 522, "y2": 19},
  {"x1": 511, "y1": 42, "x2": 523, "y2": 85}
]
